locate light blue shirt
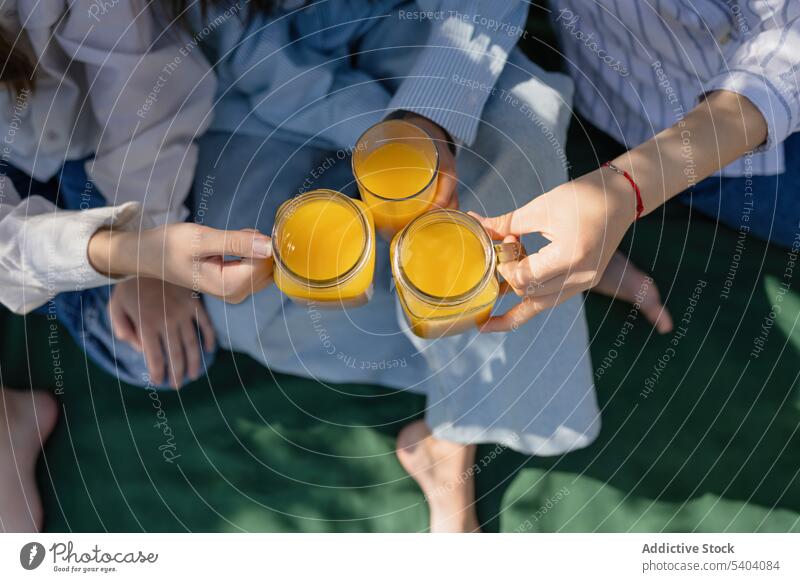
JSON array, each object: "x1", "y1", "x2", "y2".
[
  {"x1": 195, "y1": 0, "x2": 527, "y2": 150},
  {"x1": 551, "y1": 0, "x2": 800, "y2": 177}
]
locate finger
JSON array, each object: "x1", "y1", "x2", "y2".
[
  {"x1": 196, "y1": 252, "x2": 272, "y2": 300},
  {"x1": 244, "y1": 257, "x2": 275, "y2": 292},
  {"x1": 180, "y1": 320, "x2": 202, "y2": 382},
  {"x1": 212, "y1": 258, "x2": 274, "y2": 303},
  {"x1": 468, "y1": 196, "x2": 547, "y2": 239},
  {"x1": 495, "y1": 235, "x2": 530, "y2": 296},
  {"x1": 509, "y1": 270, "x2": 569, "y2": 297},
  {"x1": 108, "y1": 299, "x2": 142, "y2": 351},
  {"x1": 498, "y1": 242, "x2": 569, "y2": 297},
  {"x1": 509, "y1": 245, "x2": 570, "y2": 295},
  {"x1": 445, "y1": 192, "x2": 459, "y2": 210},
  {"x1": 164, "y1": 323, "x2": 186, "y2": 390},
  {"x1": 499, "y1": 280, "x2": 514, "y2": 296},
  {"x1": 496, "y1": 261, "x2": 524, "y2": 296},
  {"x1": 194, "y1": 300, "x2": 216, "y2": 352},
  {"x1": 198, "y1": 227, "x2": 272, "y2": 259},
  {"x1": 481, "y1": 292, "x2": 570, "y2": 333},
  {"x1": 141, "y1": 326, "x2": 166, "y2": 386},
  {"x1": 433, "y1": 160, "x2": 458, "y2": 209}
]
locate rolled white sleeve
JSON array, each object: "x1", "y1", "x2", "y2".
[
  {"x1": 55, "y1": 0, "x2": 216, "y2": 226},
  {"x1": 387, "y1": 0, "x2": 528, "y2": 145},
  {"x1": 702, "y1": 4, "x2": 800, "y2": 152},
  {"x1": 0, "y1": 177, "x2": 142, "y2": 315}
]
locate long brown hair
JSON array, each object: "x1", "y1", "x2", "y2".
[{"x1": 0, "y1": 32, "x2": 34, "y2": 95}]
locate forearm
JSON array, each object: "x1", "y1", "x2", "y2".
[{"x1": 611, "y1": 90, "x2": 768, "y2": 216}]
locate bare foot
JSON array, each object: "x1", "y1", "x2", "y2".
[
  {"x1": 593, "y1": 251, "x2": 674, "y2": 334},
  {"x1": 0, "y1": 389, "x2": 59, "y2": 532},
  {"x1": 396, "y1": 420, "x2": 481, "y2": 533}
]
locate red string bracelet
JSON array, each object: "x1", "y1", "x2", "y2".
[{"x1": 602, "y1": 162, "x2": 644, "y2": 220}]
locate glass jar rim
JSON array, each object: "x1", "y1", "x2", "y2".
[
  {"x1": 351, "y1": 119, "x2": 440, "y2": 202},
  {"x1": 393, "y1": 209, "x2": 495, "y2": 306},
  {"x1": 272, "y1": 189, "x2": 373, "y2": 289}
]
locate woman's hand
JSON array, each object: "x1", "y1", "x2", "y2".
[
  {"x1": 473, "y1": 168, "x2": 637, "y2": 332},
  {"x1": 89, "y1": 223, "x2": 274, "y2": 303},
  {"x1": 108, "y1": 278, "x2": 215, "y2": 388},
  {"x1": 90, "y1": 223, "x2": 272, "y2": 386},
  {"x1": 402, "y1": 112, "x2": 458, "y2": 210},
  {"x1": 473, "y1": 90, "x2": 769, "y2": 332}
]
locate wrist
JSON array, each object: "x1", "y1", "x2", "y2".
[
  {"x1": 401, "y1": 111, "x2": 456, "y2": 154},
  {"x1": 601, "y1": 162, "x2": 644, "y2": 221},
  {"x1": 610, "y1": 151, "x2": 669, "y2": 217},
  {"x1": 88, "y1": 229, "x2": 139, "y2": 279},
  {"x1": 87, "y1": 229, "x2": 112, "y2": 276},
  {"x1": 578, "y1": 168, "x2": 637, "y2": 230}
]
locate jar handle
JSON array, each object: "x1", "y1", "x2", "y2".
[{"x1": 494, "y1": 241, "x2": 522, "y2": 265}]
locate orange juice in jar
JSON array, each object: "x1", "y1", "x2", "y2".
[
  {"x1": 390, "y1": 209, "x2": 520, "y2": 338},
  {"x1": 353, "y1": 120, "x2": 439, "y2": 237},
  {"x1": 272, "y1": 189, "x2": 375, "y2": 306}
]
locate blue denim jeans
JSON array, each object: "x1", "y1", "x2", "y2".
[
  {"x1": 2, "y1": 159, "x2": 215, "y2": 388},
  {"x1": 678, "y1": 132, "x2": 800, "y2": 248}
]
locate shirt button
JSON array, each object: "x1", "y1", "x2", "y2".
[
  {"x1": 718, "y1": 32, "x2": 731, "y2": 44},
  {"x1": 45, "y1": 130, "x2": 60, "y2": 142}
]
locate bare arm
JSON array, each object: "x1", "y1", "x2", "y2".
[
  {"x1": 87, "y1": 223, "x2": 273, "y2": 303},
  {"x1": 615, "y1": 90, "x2": 767, "y2": 217}
]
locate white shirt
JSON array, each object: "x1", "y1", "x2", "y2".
[
  {"x1": 0, "y1": 175, "x2": 142, "y2": 314},
  {"x1": 551, "y1": 0, "x2": 800, "y2": 176},
  {"x1": 0, "y1": 0, "x2": 216, "y2": 224}
]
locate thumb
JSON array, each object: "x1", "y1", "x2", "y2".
[
  {"x1": 198, "y1": 228, "x2": 272, "y2": 259},
  {"x1": 468, "y1": 197, "x2": 546, "y2": 239}
]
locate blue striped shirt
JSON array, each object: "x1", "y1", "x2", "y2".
[
  {"x1": 551, "y1": 0, "x2": 800, "y2": 176},
  {"x1": 196, "y1": 0, "x2": 527, "y2": 150}
]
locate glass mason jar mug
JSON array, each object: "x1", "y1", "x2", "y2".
[
  {"x1": 352, "y1": 119, "x2": 439, "y2": 238},
  {"x1": 390, "y1": 209, "x2": 521, "y2": 338},
  {"x1": 272, "y1": 189, "x2": 376, "y2": 307}
]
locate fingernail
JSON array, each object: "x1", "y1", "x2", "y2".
[{"x1": 252, "y1": 237, "x2": 272, "y2": 258}]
